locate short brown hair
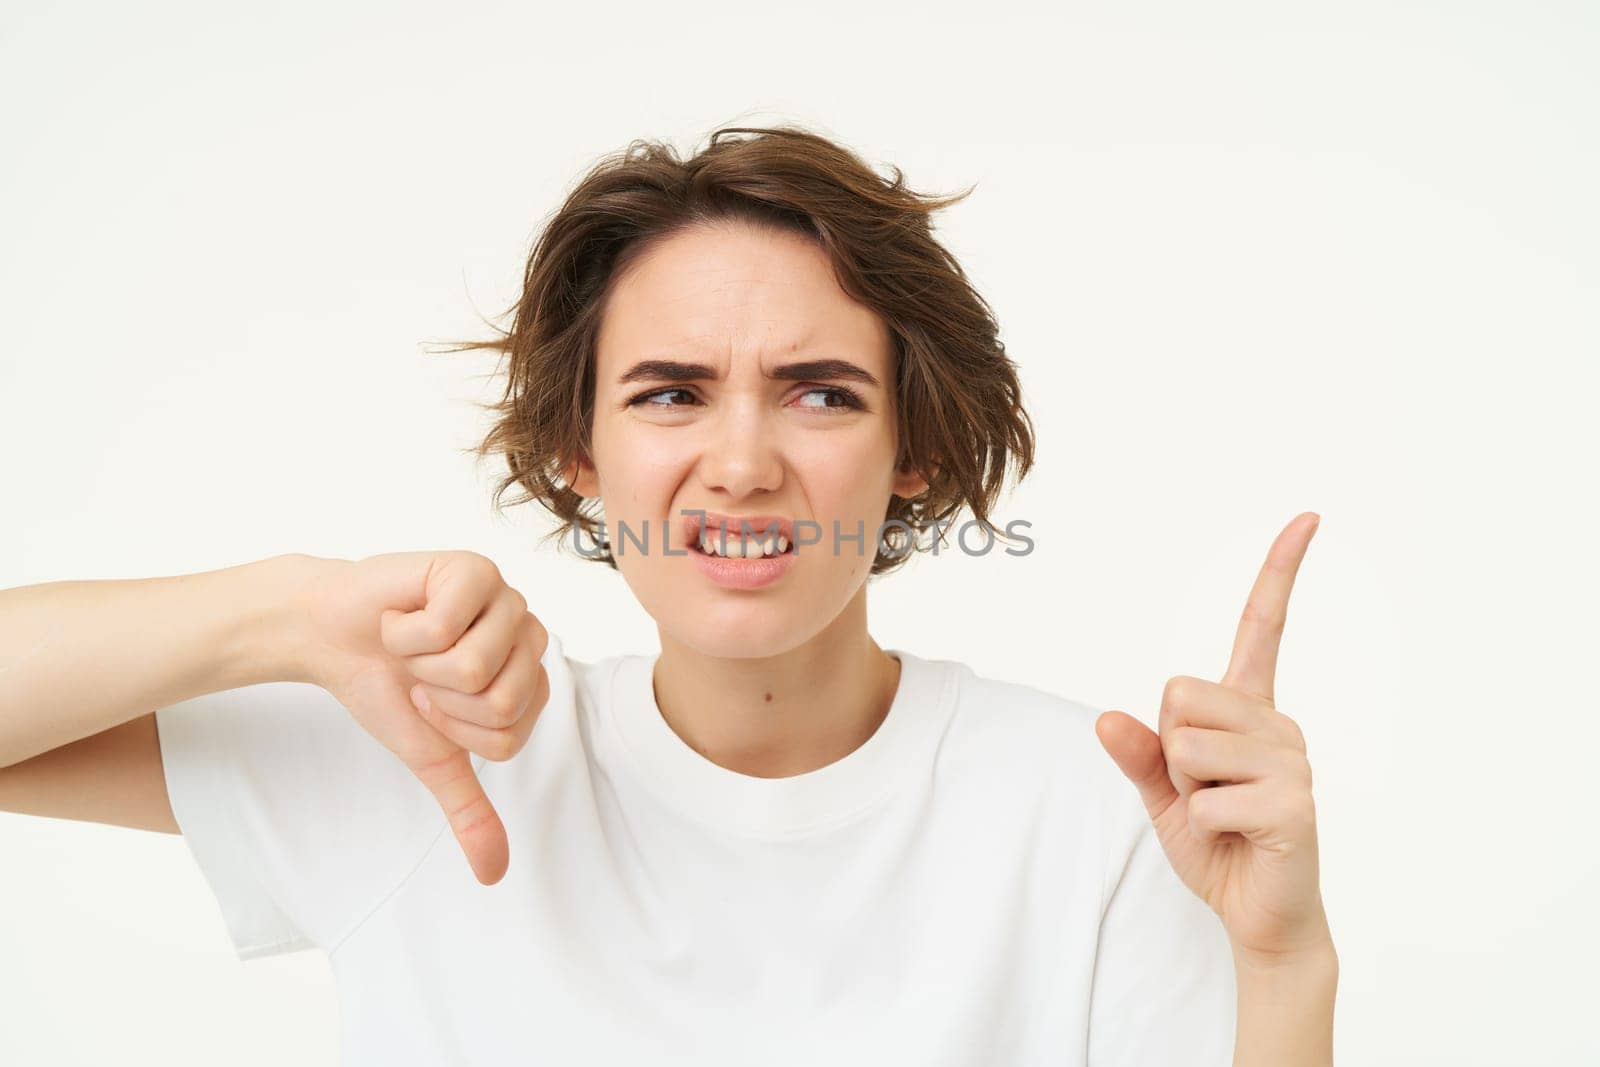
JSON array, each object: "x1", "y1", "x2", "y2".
[{"x1": 432, "y1": 123, "x2": 1035, "y2": 575}]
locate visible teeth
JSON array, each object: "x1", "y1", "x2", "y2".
[{"x1": 698, "y1": 531, "x2": 787, "y2": 558}]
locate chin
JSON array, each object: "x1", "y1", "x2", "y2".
[
  {"x1": 649, "y1": 588, "x2": 818, "y2": 660},
  {"x1": 676, "y1": 631, "x2": 796, "y2": 661}
]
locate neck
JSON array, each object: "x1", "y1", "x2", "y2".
[{"x1": 650, "y1": 587, "x2": 902, "y2": 779}]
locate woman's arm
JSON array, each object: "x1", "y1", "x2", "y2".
[
  {"x1": 0, "y1": 553, "x2": 323, "y2": 836},
  {"x1": 0, "y1": 713, "x2": 176, "y2": 831},
  {"x1": 1233, "y1": 944, "x2": 1339, "y2": 1066},
  {"x1": 0, "y1": 553, "x2": 318, "y2": 769},
  {"x1": 1, "y1": 548, "x2": 554, "y2": 885}
]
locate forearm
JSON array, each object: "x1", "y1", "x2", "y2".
[
  {"x1": 1231, "y1": 941, "x2": 1339, "y2": 1067},
  {"x1": 0, "y1": 553, "x2": 321, "y2": 766}
]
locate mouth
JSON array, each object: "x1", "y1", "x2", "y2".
[{"x1": 681, "y1": 511, "x2": 798, "y2": 560}]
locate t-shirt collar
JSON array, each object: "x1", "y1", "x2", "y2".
[{"x1": 602, "y1": 648, "x2": 956, "y2": 838}]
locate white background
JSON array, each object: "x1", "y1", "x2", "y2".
[{"x1": 2, "y1": 2, "x2": 1596, "y2": 1064}]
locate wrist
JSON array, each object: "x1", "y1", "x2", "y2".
[
  {"x1": 1230, "y1": 935, "x2": 1338, "y2": 1067},
  {"x1": 1230, "y1": 908, "x2": 1337, "y2": 976},
  {"x1": 229, "y1": 552, "x2": 342, "y2": 689},
  {"x1": 1233, "y1": 935, "x2": 1339, "y2": 990}
]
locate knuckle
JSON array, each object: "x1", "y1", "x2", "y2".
[
  {"x1": 531, "y1": 665, "x2": 551, "y2": 711},
  {"x1": 1161, "y1": 674, "x2": 1183, "y2": 708},
  {"x1": 1164, "y1": 675, "x2": 1203, "y2": 735},
  {"x1": 422, "y1": 615, "x2": 456, "y2": 650},
  {"x1": 1162, "y1": 675, "x2": 1199, "y2": 719},
  {"x1": 526, "y1": 613, "x2": 549, "y2": 658},
  {"x1": 447, "y1": 794, "x2": 498, "y2": 837},
  {"x1": 453, "y1": 649, "x2": 492, "y2": 692},
  {"x1": 1240, "y1": 599, "x2": 1285, "y2": 632},
  {"x1": 483, "y1": 731, "x2": 520, "y2": 762},
  {"x1": 470, "y1": 551, "x2": 503, "y2": 582},
  {"x1": 485, "y1": 686, "x2": 523, "y2": 728},
  {"x1": 1281, "y1": 715, "x2": 1308, "y2": 753},
  {"x1": 1159, "y1": 681, "x2": 1176, "y2": 728},
  {"x1": 409, "y1": 748, "x2": 467, "y2": 790}
]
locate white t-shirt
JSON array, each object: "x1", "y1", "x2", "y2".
[{"x1": 155, "y1": 632, "x2": 1237, "y2": 1065}]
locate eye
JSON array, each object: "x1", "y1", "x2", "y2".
[
  {"x1": 626, "y1": 385, "x2": 865, "y2": 412},
  {"x1": 627, "y1": 387, "x2": 700, "y2": 408},
  {"x1": 792, "y1": 386, "x2": 865, "y2": 412}
]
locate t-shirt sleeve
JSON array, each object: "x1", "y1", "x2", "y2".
[
  {"x1": 1087, "y1": 785, "x2": 1239, "y2": 1065},
  {"x1": 154, "y1": 676, "x2": 456, "y2": 962}
]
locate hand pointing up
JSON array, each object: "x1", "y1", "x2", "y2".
[{"x1": 1095, "y1": 512, "x2": 1333, "y2": 963}]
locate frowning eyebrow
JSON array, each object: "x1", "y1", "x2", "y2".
[{"x1": 616, "y1": 358, "x2": 881, "y2": 389}]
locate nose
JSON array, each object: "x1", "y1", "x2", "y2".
[{"x1": 697, "y1": 397, "x2": 783, "y2": 500}]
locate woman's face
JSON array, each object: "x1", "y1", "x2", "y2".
[{"x1": 568, "y1": 220, "x2": 927, "y2": 659}]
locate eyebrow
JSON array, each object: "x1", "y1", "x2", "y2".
[{"x1": 616, "y1": 358, "x2": 882, "y2": 389}]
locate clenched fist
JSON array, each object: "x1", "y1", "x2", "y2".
[{"x1": 287, "y1": 550, "x2": 550, "y2": 885}]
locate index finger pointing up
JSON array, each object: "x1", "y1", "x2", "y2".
[{"x1": 1221, "y1": 511, "x2": 1320, "y2": 705}]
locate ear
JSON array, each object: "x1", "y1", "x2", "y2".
[
  {"x1": 562, "y1": 452, "x2": 601, "y2": 498},
  {"x1": 892, "y1": 458, "x2": 935, "y2": 500}
]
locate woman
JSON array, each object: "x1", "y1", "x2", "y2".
[{"x1": 0, "y1": 125, "x2": 1335, "y2": 1064}]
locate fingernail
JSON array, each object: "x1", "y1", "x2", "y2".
[{"x1": 411, "y1": 685, "x2": 430, "y2": 714}]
